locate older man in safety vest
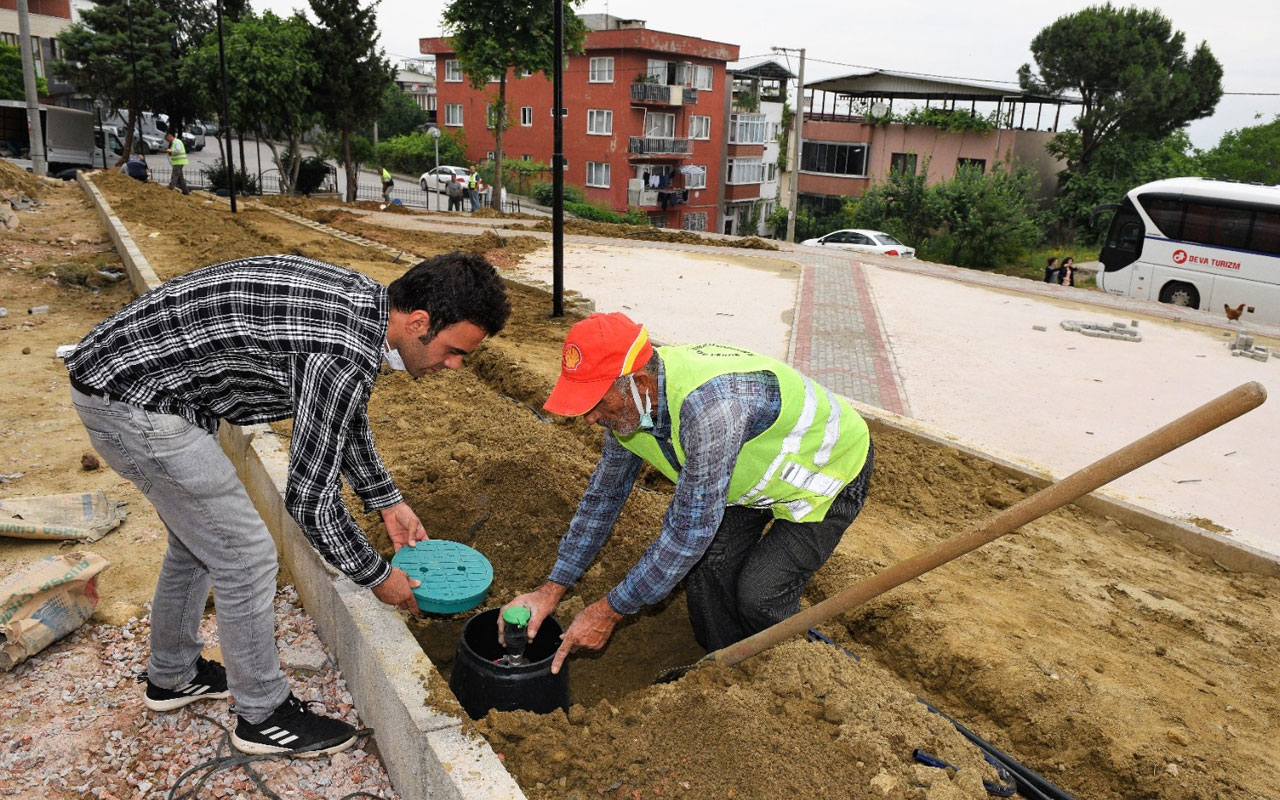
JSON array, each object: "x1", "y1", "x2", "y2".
[{"x1": 502, "y1": 312, "x2": 874, "y2": 673}]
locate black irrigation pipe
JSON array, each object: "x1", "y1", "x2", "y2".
[{"x1": 806, "y1": 629, "x2": 1077, "y2": 800}]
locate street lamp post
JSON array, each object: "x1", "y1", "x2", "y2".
[{"x1": 427, "y1": 126, "x2": 441, "y2": 212}]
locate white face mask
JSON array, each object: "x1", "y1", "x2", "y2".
[
  {"x1": 627, "y1": 374, "x2": 654, "y2": 430},
  {"x1": 382, "y1": 338, "x2": 407, "y2": 372}
]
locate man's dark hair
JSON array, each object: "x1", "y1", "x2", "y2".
[{"x1": 387, "y1": 251, "x2": 511, "y2": 337}]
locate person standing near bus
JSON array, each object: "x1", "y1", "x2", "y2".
[{"x1": 165, "y1": 132, "x2": 190, "y2": 195}]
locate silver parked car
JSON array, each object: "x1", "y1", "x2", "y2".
[
  {"x1": 419, "y1": 165, "x2": 470, "y2": 192},
  {"x1": 801, "y1": 229, "x2": 916, "y2": 257}
]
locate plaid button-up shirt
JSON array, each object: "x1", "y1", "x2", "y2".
[
  {"x1": 66, "y1": 255, "x2": 400, "y2": 588},
  {"x1": 549, "y1": 356, "x2": 782, "y2": 614}
]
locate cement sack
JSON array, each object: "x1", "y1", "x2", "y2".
[
  {"x1": 0, "y1": 490, "x2": 128, "y2": 541},
  {"x1": 0, "y1": 552, "x2": 109, "y2": 670}
]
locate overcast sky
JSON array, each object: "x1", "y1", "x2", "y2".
[{"x1": 256, "y1": 0, "x2": 1278, "y2": 150}]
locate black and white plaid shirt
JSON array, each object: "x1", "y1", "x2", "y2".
[{"x1": 66, "y1": 254, "x2": 400, "y2": 588}]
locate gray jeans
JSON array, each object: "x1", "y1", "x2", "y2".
[
  {"x1": 168, "y1": 163, "x2": 189, "y2": 194},
  {"x1": 71, "y1": 387, "x2": 288, "y2": 722},
  {"x1": 684, "y1": 440, "x2": 874, "y2": 651}
]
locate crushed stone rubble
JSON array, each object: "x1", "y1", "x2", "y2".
[
  {"x1": 1060, "y1": 319, "x2": 1143, "y2": 341},
  {"x1": 0, "y1": 585, "x2": 399, "y2": 800}
]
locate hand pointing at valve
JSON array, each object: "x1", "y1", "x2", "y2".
[{"x1": 551, "y1": 597, "x2": 624, "y2": 675}]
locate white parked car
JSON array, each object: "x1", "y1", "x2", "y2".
[
  {"x1": 801, "y1": 229, "x2": 916, "y2": 257},
  {"x1": 419, "y1": 165, "x2": 470, "y2": 192}
]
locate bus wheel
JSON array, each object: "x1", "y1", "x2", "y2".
[{"x1": 1159, "y1": 282, "x2": 1200, "y2": 309}]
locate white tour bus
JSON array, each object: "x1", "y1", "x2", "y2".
[{"x1": 1097, "y1": 177, "x2": 1280, "y2": 324}]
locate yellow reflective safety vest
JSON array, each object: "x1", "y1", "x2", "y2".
[
  {"x1": 614, "y1": 344, "x2": 870, "y2": 523},
  {"x1": 167, "y1": 137, "x2": 187, "y2": 166}
]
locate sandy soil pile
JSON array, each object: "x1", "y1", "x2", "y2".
[
  {"x1": 0, "y1": 158, "x2": 46, "y2": 199},
  {"x1": 16, "y1": 172, "x2": 1280, "y2": 800}
]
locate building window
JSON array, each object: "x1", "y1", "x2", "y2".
[
  {"x1": 485, "y1": 102, "x2": 498, "y2": 129},
  {"x1": 587, "y1": 109, "x2": 613, "y2": 136},
  {"x1": 586, "y1": 161, "x2": 611, "y2": 188},
  {"x1": 445, "y1": 104, "x2": 463, "y2": 126},
  {"x1": 957, "y1": 158, "x2": 986, "y2": 174},
  {"x1": 521, "y1": 154, "x2": 533, "y2": 161},
  {"x1": 683, "y1": 212, "x2": 708, "y2": 232},
  {"x1": 891, "y1": 152, "x2": 918, "y2": 175},
  {"x1": 728, "y1": 113, "x2": 767, "y2": 144},
  {"x1": 589, "y1": 57, "x2": 614, "y2": 83},
  {"x1": 549, "y1": 107, "x2": 568, "y2": 117},
  {"x1": 692, "y1": 65, "x2": 713, "y2": 91},
  {"x1": 648, "y1": 214, "x2": 668, "y2": 228},
  {"x1": 726, "y1": 157, "x2": 765, "y2": 185},
  {"x1": 487, "y1": 151, "x2": 495, "y2": 160},
  {"x1": 445, "y1": 60, "x2": 462, "y2": 82},
  {"x1": 800, "y1": 141, "x2": 868, "y2": 176},
  {"x1": 521, "y1": 106, "x2": 533, "y2": 127},
  {"x1": 686, "y1": 166, "x2": 707, "y2": 190},
  {"x1": 645, "y1": 112, "x2": 675, "y2": 138},
  {"x1": 766, "y1": 162, "x2": 777, "y2": 182},
  {"x1": 689, "y1": 116, "x2": 711, "y2": 140}
]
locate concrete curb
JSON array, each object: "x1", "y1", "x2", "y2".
[{"x1": 75, "y1": 174, "x2": 526, "y2": 800}]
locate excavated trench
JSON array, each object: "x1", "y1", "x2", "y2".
[{"x1": 88, "y1": 173, "x2": 1280, "y2": 800}]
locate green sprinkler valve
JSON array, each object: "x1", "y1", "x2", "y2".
[{"x1": 500, "y1": 605, "x2": 532, "y2": 666}]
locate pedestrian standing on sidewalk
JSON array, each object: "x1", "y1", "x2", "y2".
[
  {"x1": 467, "y1": 168, "x2": 482, "y2": 212},
  {"x1": 501, "y1": 313, "x2": 875, "y2": 675},
  {"x1": 65, "y1": 253, "x2": 510, "y2": 756},
  {"x1": 446, "y1": 174, "x2": 463, "y2": 212},
  {"x1": 164, "y1": 132, "x2": 190, "y2": 195}
]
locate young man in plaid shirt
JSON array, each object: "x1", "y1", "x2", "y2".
[{"x1": 66, "y1": 252, "x2": 509, "y2": 756}]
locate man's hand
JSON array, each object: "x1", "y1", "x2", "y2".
[
  {"x1": 381, "y1": 502, "x2": 428, "y2": 551},
  {"x1": 499, "y1": 582, "x2": 566, "y2": 645},
  {"x1": 552, "y1": 597, "x2": 623, "y2": 675},
  {"x1": 371, "y1": 566, "x2": 421, "y2": 614}
]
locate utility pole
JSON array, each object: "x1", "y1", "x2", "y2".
[
  {"x1": 774, "y1": 46, "x2": 805, "y2": 243},
  {"x1": 17, "y1": 0, "x2": 46, "y2": 176},
  {"x1": 216, "y1": 0, "x2": 236, "y2": 212},
  {"x1": 551, "y1": 0, "x2": 565, "y2": 317}
]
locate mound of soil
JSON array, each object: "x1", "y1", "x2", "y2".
[
  {"x1": 0, "y1": 158, "x2": 46, "y2": 199},
  {"x1": 74, "y1": 179, "x2": 1280, "y2": 800},
  {"x1": 526, "y1": 218, "x2": 779, "y2": 250}
]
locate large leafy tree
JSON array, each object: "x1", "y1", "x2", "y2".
[
  {"x1": 308, "y1": 0, "x2": 392, "y2": 201},
  {"x1": 1018, "y1": 4, "x2": 1222, "y2": 177},
  {"x1": 55, "y1": 0, "x2": 176, "y2": 157},
  {"x1": 377, "y1": 82, "x2": 429, "y2": 139},
  {"x1": 150, "y1": 0, "x2": 215, "y2": 132},
  {"x1": 1197, "y1": 116, "x2": 1280, "y2": 186},
  {"x1": 1, "y1": 43, "x2": 47, "y2": 99},
  {"x1": 182, "y1": 11, "x2": 320, "y2": 192},
  {"x1": 442, "y1": 0, "x2": 586, "y2": 209}
]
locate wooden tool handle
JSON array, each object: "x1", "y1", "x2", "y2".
[{"x1": 711, "y1": 381, "x2": 1267, "y2": 669}]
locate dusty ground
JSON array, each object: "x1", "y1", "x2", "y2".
[{"x1": 3, "y1": 170, "x2": 1278, "y2": 800}]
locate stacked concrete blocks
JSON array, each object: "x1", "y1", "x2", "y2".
[
  {"x1": 1060, "y1": 319, "x2": 1143, "y2": 342},
  {"x1": 1229, "y1": 333, "x2": 1271, "y2": 362}
]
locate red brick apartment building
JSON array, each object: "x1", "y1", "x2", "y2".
[{"x1": 421, "y1": 14, "x2": 739, "y2": 232}]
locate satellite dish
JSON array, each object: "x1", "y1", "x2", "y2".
[{"x1": 870, "y1": 102, "x2": 889, "y2": 118}]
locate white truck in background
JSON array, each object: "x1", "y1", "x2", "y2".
[{"x1": 1, "y1": 100, "x2": 121, "y2": 177}]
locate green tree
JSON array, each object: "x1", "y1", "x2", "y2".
[
  {"x1": 377, "y1": 83, "x2": 429, "y2": 139},
  {"x1": 150, "y1": 0, "x2": 215, "y2": 132},
  {"x1": 1018, "y1": 4, "x2": 1222, "y2": 177},
  {"x1": 928, "y1": 164, "x2": 1043, "y2": 268},
  {"x1": 308, "y1": 0, "x2": 392, "y2": 201},
  {"x1": 1, "y1": 43, "x2": 48, "y2": 99},
  {"x1": 442, "y1": 0, "x2": 586, "y2": 209},
  {"x1": 55, "y1": 0, "x2": 176, "y2": 158},
  {"x1": 1050, "y1": 130, "x2": 1199, "y2": 240},
  {"x1": 848, "y1": 159, "x2": 942, "y2": 247},
  {"x1": 1197, "y1": 116, "x2": 1280, "y2": 186},
  {"x1": 182, "y1": 11, "x2": 319, "y2": 193}
]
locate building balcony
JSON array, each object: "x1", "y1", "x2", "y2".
[
  {"x1": 629, "y1": 82, "x2": 699, "y2": 106},
  {"x1": 628, "y1": 136, "x2": 692, "y2": 157}
]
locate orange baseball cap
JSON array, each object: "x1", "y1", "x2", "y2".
[{"x1": 543, "y1": 312, "x2": 653, "y2": 416}]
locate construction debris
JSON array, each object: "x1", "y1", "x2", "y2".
[
  {"x1": 0, "y1": 552, "x2": 109, "y2": 670},
  {"x1": 1228, "y1": 333, "x2": 1270, "y2": 362},
  {"x1": 1060, "y1": 319, "x2": 1143, "y2": 342}
]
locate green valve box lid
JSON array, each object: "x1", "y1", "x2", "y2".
[{"x1": 391, "y1": 540, "x2": 493, "y2": 614}]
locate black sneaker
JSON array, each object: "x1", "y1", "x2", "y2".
[
  {"x1": 231, "y1": 693, "x2": 357, "y2": 758},
  {"x1": 141, "y1": 656, "x2": 231, "y2": 712}
]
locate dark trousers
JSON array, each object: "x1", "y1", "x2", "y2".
[{"x1": 684, "y1": 440, "x2": 874, "y2": 651}]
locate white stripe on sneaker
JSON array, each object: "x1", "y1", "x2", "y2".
[{"x1": 277, "y1": 734, "x2": 299, "y2": 745}]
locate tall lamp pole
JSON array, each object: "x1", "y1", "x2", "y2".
[
  {"x1": 551, "y1": 0, "x2": 564, "y2": 317},
  {"x1": 216, "y1": 0, "x2": 237, "y2": 212},
  {"x1": 17, "y1": 0, "x2": 45, "y2": 176},
  {"x1": 774, "y1": 46, "x2": 805, "y2": 243},
  {"x1": 428, "y1": 126, "x2": 441, "y2": 212}
]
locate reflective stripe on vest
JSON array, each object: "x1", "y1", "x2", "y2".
[{"x1": 614, "y1": 344, "x2": 870, "y2": 523}]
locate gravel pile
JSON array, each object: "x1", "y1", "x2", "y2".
[{"x1": 0, "y1": 585, "x2": 399, "y2": 800}]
